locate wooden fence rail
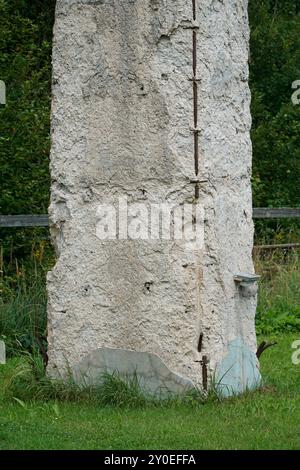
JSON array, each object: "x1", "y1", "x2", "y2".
[
  {"x1": 253, "y1": 208, "x2": 300, "y2": 219},
  {"x1": 0, "y1": 208, "x2": 300, "y2": 228},
  {"x1": 0, "y1": 215, "x2": 49, "y2": 228},
  {"x1": 1, "y1": 209, "x2": 300, "y2": 250}
]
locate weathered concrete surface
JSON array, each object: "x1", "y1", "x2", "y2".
[
  {"x1": 48, "y1": 0, "x2": 260, "y2": 394},
  {"x1": 74, "y1": 347, "x2": 195, "y2": 397}
]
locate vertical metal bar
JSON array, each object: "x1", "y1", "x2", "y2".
[
  {"x1": 192, "y1": 2, "x2": 199, "y2": 192},
  {"x1": 202, "y1": 355, "x2": 208, "y2": 391},
  {"x1": 192, "y1": 2, "x2": 207, "y2": 381},
  {"x1": 194, "y1": 130, "x2": 199, "y2": 176},
  {"x1": 193, "y1": 80, "x2": 198, "y2": 128}
]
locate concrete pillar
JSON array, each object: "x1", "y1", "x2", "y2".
[{"x1": 48, "y1": 0, "x2": 261, "y2": 395}]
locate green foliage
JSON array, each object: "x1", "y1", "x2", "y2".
[
  {"x1": 96, "y1": 373, "x2": 153, "y2": 408},
  {"x1": 0, "y1": 0, "x2": 56, "y2": 261},
  {"x1": 0, "y1": 252, "x2": 52, "y2": 356},
  {"x1": 0, "y1": 0, "x2": 55, "y2": 215},
  {"x1": 0, "y1": 355, "x2": 89, "y2": 403}
]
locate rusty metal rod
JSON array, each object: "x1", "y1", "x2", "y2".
[
  {"x1": 198, "y1": 332, "x2": 203, "y2": 352},
  {"x1": 193, "y1": 80, "x2": 198, "y2": 128},
  {"x1": 194, "y1": 130, "x2": 199, "y2": 176},
  {"x1": 192, "y1": 3, "x2": 199, "y2": 186}
]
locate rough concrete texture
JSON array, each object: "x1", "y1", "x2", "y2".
[
  {"x1": 74, "y1": 347, "x2": 195, "y2": 397},
  {"x1": 48, "y1": 0, "x2": 260, "y2": 394}
]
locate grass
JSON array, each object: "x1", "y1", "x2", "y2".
[
  {"x1": 0, "y1": 334, "x2": 300, "y2": 450},
  {"x1": 0, "y1": 250, "x2": 299, "y2": 449},
  {"x1": 0, "y1": 257, "x2": 48, "y2": 356}
]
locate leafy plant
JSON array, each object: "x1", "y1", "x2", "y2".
[
  {"x1": 255, "y1": 250, "x2": 300, "y2": 334},
  {"x1": 249, "y1": 0, "x2": 300, "y2": 242}
]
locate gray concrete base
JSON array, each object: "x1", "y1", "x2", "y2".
[{"x1": 73, "y1": 347, "x2": 196, "y2": 398}]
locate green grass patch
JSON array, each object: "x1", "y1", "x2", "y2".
[
  {"x1": 0, "y1": 257, "x2": 49, "y2": 357},
  {"x1": 255, "y1": 251, "x2": 300, "y2": 334}
]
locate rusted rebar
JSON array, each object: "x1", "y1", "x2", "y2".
[
  {"x1": 201, "y1": 355, "x2": 209, "y2": 391},
  {"x1": 197, "y1": 332, "x2": 203, "y2": 352}
]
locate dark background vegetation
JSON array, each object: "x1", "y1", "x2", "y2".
[
  {"x1": 249, "y1": 0, "x2": 300, "y2": 241},
  {"x1": 0, "y1": 0, "x2": 55, "y2": 260}
]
